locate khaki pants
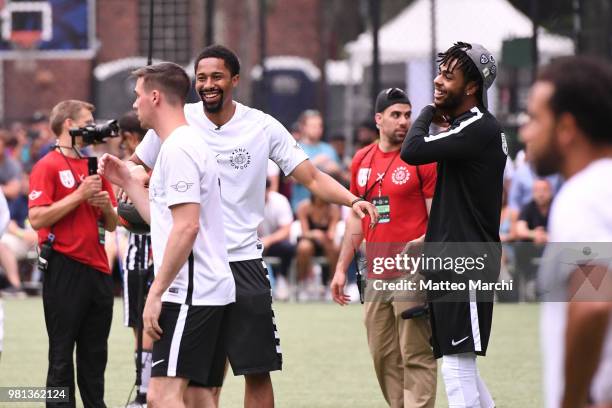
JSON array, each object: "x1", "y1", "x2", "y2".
[{"x1": 364, "y1": 298, "x2": 437, "y2": 408}]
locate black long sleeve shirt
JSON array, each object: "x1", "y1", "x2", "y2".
[{"x1": 401, "y1": 105, "x2": 506, "y2": 244}]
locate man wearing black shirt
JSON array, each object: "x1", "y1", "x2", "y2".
[
  {"x1": 516, "y1": 178, "x2": 551, "y2": 243},
  {"x1": 401, "y1": 42, "x2": 506, "y2": 408},
  {"x1": 515, "y1": 179, "x2": 552, "y2": 299}
]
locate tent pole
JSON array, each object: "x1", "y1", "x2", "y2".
[
  {"x1": 370, "y1": 0, "x2": 380, "y2": 112},
  {"x1": 430, "y1": 0, "x2": 437, "y2": 84},
  {"x1": 147, "y1": 0, "x2": 154, "y2": 66}
]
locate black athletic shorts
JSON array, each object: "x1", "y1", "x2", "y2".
[
  {"x1": 429, "y1": 287, "x2": 494, "y2": 359},
  {"x1": 225, "y1": 259, "x2": 282, "y2": 375},
  {"x1": 151, "y1": 302, "x2": 227, "y2": 386},
  {"x1": 122, "y1": 265, "x2": 154, "y2": 328}
]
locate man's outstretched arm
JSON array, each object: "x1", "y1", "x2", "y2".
[{"x1": 290, "y1": 160, "x2": 378, "y2": 224}]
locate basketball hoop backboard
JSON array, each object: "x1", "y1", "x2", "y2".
[{"x1": 0, "y1": 0, "x2": 95, "y2": 59}]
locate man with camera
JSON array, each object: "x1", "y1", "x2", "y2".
[{"x1": 28, "y1": 100, "x2": 118, "y2": 408}]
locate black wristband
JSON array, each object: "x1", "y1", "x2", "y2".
[{"x1": 351, "y1": 197, "x2": 365, "y2": 207}]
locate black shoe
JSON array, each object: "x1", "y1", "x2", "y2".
[{"x1": 0, "y1": 285, "x2": 27, "y2": 299}]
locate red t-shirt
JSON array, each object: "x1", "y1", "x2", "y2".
[
  {"x1": 350, "y1": 144, "x2": 437, "y2": 278},
  {"x1": 29, "y1": 150, "x2": 117, "y2": 274}
]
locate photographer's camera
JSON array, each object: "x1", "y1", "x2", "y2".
[{"x1": 69, "y1": 119, "x2": 119, "y2": 146}]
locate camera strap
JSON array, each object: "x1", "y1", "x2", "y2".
[
  {"x1": 54, "y1": 145, "x2": 83, "y2": 188},
  {"x1": 43, "y1": 145, "x2": 85, "y2": 244}
]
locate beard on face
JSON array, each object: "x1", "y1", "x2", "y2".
[
  {"x1": 381, "y1": 127, "x2": 407, "y2": 147},
  {"x1": 530, "y1": 129, "x2": 563, "y2": 177},
  {"x1": 199, "y1": 88, "x2": 224, "y2": 113},
  {"x1": 389, "y1": 131, "x2": 406, "y2": 146},
  {"x1": 434, "y1": 86, "x2": 464, "y2": 112}
]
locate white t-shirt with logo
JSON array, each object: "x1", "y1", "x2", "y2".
[
  {"x1": 540, "y1": 158, "x2": 612, "y2": 407},
  {"x1": 137, "y1": 102, "x2": 308, "y2": 262},
  {"x1": 149, "y1": 125, "x2": 235, "y2": 305}
]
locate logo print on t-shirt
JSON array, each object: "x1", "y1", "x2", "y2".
[
  {"x1": 171, "y1": 181, "x2": 194, "y2": 192},
  {"x1": 501, "y1": 132, "x2": 508, "y2": 156},
  {"x1": 59, "y1": 170, "x2": 75, "y2": 188},
  {"x1": 357, "y1": 168, "x2": 371, "y2": 187},
  {"x1": 29, "y1": 190, "x2": 42, "y2": 200},
  {"x1": 392, "y1": 166, "x2": 410, "y2": 185},
  {"x1": 229, "y1": 148, "x2": 251, "y2": 170}
]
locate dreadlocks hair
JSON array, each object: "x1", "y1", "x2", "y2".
[{"x1": 437, "y1": 42, "x2": 484, "y2": 105}]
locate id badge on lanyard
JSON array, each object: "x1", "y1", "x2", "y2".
[
  {"x1": 98, "y1": 219, "x2": 106, "y2": 245},
  {"x1": 361, "y1": 147, "x2": 398, "y2": 225},
  {"x1": 372, "y1": 195, "x2": 390, "y2": 223}
]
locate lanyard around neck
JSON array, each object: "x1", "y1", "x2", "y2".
[{"x1": 362, "y1": 145, "x2": 400, "y2": 200}]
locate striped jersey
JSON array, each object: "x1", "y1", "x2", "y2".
[{"x1": 124, "y1": 233, "x2": 151, "y2": 271}]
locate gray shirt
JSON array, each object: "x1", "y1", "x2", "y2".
[{"x1": 0, "y1": 155, "x2": 22, "y2": 185}]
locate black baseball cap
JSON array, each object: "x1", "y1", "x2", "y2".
[{"x1": 375, "y1": 87, "x2": 411, "y2": 113}]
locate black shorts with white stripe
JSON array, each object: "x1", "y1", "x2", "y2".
[
  {"x1": 151, "y1": 302, "x2": 227, "y2": 386},
  {"x1": 224, "y1": 259, "x2": 282, "y2": 375},
  {"x1": 429, "y1": 288, "x2": 494, "y2": 359}
]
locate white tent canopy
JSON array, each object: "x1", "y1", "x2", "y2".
[{"x1": 346, "y1": 0, "x2": 574, "y2": 65}]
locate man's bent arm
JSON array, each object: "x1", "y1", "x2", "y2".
[
  {"x1": 148, "y1": 203, "x2": 200, "y2": 297},
  {"x1": 29, "y1": 191, "x2": 85, "y2": 230},
  {"x1": 401, "y1": 105, "x2": 486, "y2": 164}
]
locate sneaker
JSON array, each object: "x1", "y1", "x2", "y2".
[
  {"x1": 274, "y1": 275, "x2": 290, "y2": 301},
  {"x1": 305, "y1": 269, "x2": 321, "y2": 301}
]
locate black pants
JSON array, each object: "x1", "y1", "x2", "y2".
[
  {"x1": 263, "y1": 240, "x2": 295, "y2": 278},
  {"x1": 43, "y1": 251, "x2": 113, "y2": 408}
]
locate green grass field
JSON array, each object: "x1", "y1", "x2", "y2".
[{"x1": 0, "y1": 298, "x2": 541, "y2": 407}]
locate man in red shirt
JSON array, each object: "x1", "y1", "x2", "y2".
[
  {"x1": 29, "y1": 100, "x2": 118, "y2": 408},
  {"x1": 331, "y1": 88, "x2": 438, "y2": 408}
]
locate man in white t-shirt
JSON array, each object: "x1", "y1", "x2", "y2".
[
  {"x1": 520, "y1": 56, "x2": 612, "y2": 408},
  {"x1": 127, "y1": 45, "x2": 377, "y2": 407},
  {"x1": 99, "y1": 62, "x2": 235, "y2": 408}
]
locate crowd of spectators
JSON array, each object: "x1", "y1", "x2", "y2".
[{"x1": 0, "y1": 107, "x2": 559, "y2": 302}]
